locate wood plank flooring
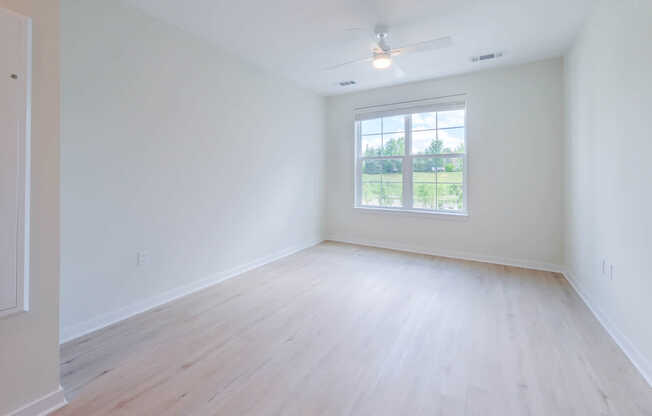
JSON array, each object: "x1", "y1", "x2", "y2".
[{"x1": 56, "y1": 242, "x2": 652, "y2": 415}]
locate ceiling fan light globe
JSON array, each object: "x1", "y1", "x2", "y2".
[{"x1": 372, "y1": 54, "x2": 392, "y2": 69}]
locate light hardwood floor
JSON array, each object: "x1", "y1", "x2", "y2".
[{"x1": 56, "y1": 242, "x2": 652, "y2": 415}]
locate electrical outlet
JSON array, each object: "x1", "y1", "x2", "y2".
[{"x1": 137, "y1": 250, "x2": 149, "y2": 267}]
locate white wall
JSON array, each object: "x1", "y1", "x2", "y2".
[
  {"x1": 325, "y1": 59, "x2": 564, "y2": 270},
  {"x1": 564, "y1": 0, "x2": 652, "y2": 383},
  {"x1": 60, "y1": 0, "x2": 325, "y2": 340},
  {"x1": 0, "y1": 0, "x2": 63, "y2": 414}
]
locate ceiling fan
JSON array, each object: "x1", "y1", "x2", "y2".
[{"x1": 325, "y1": 25, "x2": 453, "y2": 74}]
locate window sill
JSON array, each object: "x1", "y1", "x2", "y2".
[{"x1": 353, "y1": 206, "x2": 469, "y2": 220}]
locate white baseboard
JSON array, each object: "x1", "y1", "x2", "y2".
[
  {"x1": 562, "y1": 270, "x2": 652, "y2": 388},
  {"x1": 326, "y1": 236, "x2": 564, "y2": 273},
  {"x1": 6, "y1": 386, "x2": 67, "y2": 416},
  {"x1": 60, "y1": 239, "x2": 323, "y2": 344}
]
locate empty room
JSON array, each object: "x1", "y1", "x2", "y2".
[{"x1": 1, "y1": 0, "x2": 651, "y2": 414}]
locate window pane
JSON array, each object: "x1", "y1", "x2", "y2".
[
  {"x1": 361, "y1": 182, "x2": 381, "y2": 206},
  {"x1": 413, "y1": 157, "x2": 445, "y2": 176},
  {"x1": 360, "y1": 134, "x2": 382, "y2": 156},
  {"x1": 361, "y1": 118, "x2": 381, "y2": 135},
  {"x1": 438, "y1": 127, "x2": 465, "y2": 153},
  {"x1": 437, "y1": 184, "x2": 463, "y2": 210},
  {"x1": 382, "y1": 132, "x2": 405, "y2": 156},
  {"x1": 382, "y1": 115, "x2": 405, "y2": 133},
  {"x1": 413, "y1": 157, "x2": 464, "y2": 211},
  {"x1": 437, "y1": 157, "x2": 464, "y2": 210},
  {"x1": 412, "y1": 112, "x2": 436, "y2": 131},
  {"x1": 438, "y1": 110, "x2": 465, "y2": 128},
  {"x1": 412, "y1": 130, "x2": 441, "y2": 155},
  {"x1": 383, "y1": 181, "x2": 403, "y2": 207},
  {"x1": 413, "y1": 182, "x2": 436, "y2": 209},
  {"x1": 413, "y1": 158, "x2": 437, "y2": 209},
  {"x1": 438, "y1": 157, "x2": 464, "y2": 184},
  {"x1": 361, "y1": 159, "x2": 403, "y2": 207}
]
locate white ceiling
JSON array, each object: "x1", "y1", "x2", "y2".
[{"x1": 125, "y1": 0, "x2": 596, "y2": 96}]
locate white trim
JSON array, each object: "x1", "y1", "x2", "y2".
[
  {"x1": 562, "y1": 269, "x2": 652, "y2": 388},
  {"x1": 5, "y1": 385, "x2": 67, "y2": 416},
  {"x1": 60, "y1": 239, "x2": 323, "y2": 344},
  {"x1": 0, "y1": 9, "x2": 31, "y2": 319},
  {"x1": 354, "y1": 94, "x2": 467, "y2": 121},
  {"x1": 354, "y1": 121, "x2": 362, "y2": 208},
  {"x1": 353, "y1": 206, "x2": 469, "y2": 219},
  {"x1": 326, "y1": 236, "x2": 564, "y2": 273},
  {"x1": 359, "y1": 153, "x2": 466, "y2": 161},
  {"x1": 22, "y1": 15, "x2": 32, "y2": 313},
  {"x1": 462, "y1": 98, "x2": 470, "y2": 213}
]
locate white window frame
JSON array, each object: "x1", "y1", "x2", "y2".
[{"x1": 354, "y1": 96, "x2": 468, "y2": 216}]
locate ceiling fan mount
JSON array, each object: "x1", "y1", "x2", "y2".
[{"x1": 374, "y1": 24, "x2": 391, "y2": 52}]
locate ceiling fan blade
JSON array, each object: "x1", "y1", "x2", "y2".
[
  {"x1": 323, "y1": 56, "x2": 373, "y2": 71},
  {"x1": 392, "y1": 36, "x2": 452, "y2": 56},
  {"x1": 392, "y1": 61, "x2": 406, "y2": 78}
]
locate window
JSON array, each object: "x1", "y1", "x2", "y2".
[{"x1": 355, "y1": 103, "x2": 467, "y2": 214}]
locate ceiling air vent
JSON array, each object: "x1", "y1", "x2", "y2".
[
  {"x1": 471, "y1": 52, "x2": 503, "y2": 63},
  {"x1": 339, "y1": 80, "x2": 356, "y2": 87}
]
